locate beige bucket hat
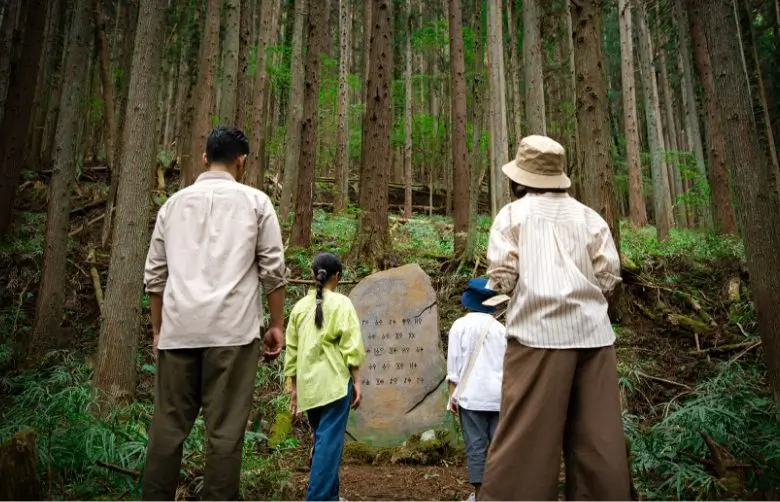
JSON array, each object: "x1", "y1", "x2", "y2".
[{"x1": 501, "y1": 135, "x2": 571, "y2": 190}]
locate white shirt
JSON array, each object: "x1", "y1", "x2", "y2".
[
  {"x1": 144, "y1": 171, "x2": 288, "y2": 350},
  {"x1": 485, "y1": 193, "x2": 621, "y2": 349},
  {"x1": 446, "y1": 312, "x2": 507, "y2": 412}
]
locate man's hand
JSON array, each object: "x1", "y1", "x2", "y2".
[
  {"x1": 449, "y1": 398, "x2": 459, "y2": 417},
  {"x1": 290, "y1": 386, "x2": 298, "y2": 416},
  {"x1": 351, "y1": 380, "x2": 362, "y2": 410},
  {"x1": 153, "y1": 331, "x2": 160, "y2": 360},
  {"x1": 263, "y1": 326, "x2": 284, "y2": 361}
]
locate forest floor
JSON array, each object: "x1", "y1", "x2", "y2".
[{"x1": 1, "y1": 176, "x2": 779, "y2": 500}]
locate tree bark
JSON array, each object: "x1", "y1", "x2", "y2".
[
  {"x1": 673, "y1": 0, "x2": 711, "y2": 229},
  {"x1": 505, "y1": 0, "x2": 522, "y2": 147},
  {"x1": 0, "y1": 0, "x2": 46, "y2": 235},
  {"x1": 487, "y1": 0, "x2": 509, "y2": 216},
  {"x1": 402, "y1": 0, "x2": 413, "y2": 219},
  {"x1": 184, "y1": 0, "x2": 221, "y2": 187},
  {"x1": 658, "y1": 43, "x2": 687, "y2": 228},
  {"x1": 449, "y1": 0, "x2": 470, "y2": 259},
  {"x1": 733, "y1": 0, "x2": 780, "y2": 183},
  {"x1": 571, "y1": 0, "x2": 620, "y2": 247},
  {"x1": 702, "y1": 0, "x2": 780, "y2": 407},
  {"x1": 29, "y1": 0, "x2": 91, "y2": 355},
  {"x1": 0, "y1": 0, "x2": 21, "y2": 124},
  {"x1": 618, "y1": 0, "x2": 647, "y2": 227},
  {"x1": 236, "y1": 0, "x2": 253, "y2": 132},
  {"x1": 219, "y1": 0, "x2": 240, "y2": 123},
  {"x1": 349, "y1": 0, "x2": 393, "y2": 267},
  {"x1": 280, "y1": 0, "x2": 306, "y2": 221},
  {"x1": 96, "y1": 4, "x2": 121, "y2": 248},
  {"x1": 523, "y1": 0, "x2": 546, "y2": 135},
  {"x1": 685, "y1": 1, "x2": 738, "y2": 234},
  {"x1": 247, "y1": 0, "x2": 281, "y2": 189},
  {"x1": 335, "y1": 0, "x2": 351, "y2": 212},
  {"x1": 289, "y1": 0, "x2": 330, "y2": 247},
  {"x1": 636, "y1": 4, "x2": 674, "y2": 241},
  {"x1": 466, "y1": 0, "x2": 485, "y2": 255},
  {"x1": 93, "y1": 0, "x2": 168, "y2": 407}
]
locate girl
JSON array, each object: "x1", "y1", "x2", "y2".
[{"x1": 284, "y1": 252, "x2": 365, "y2": 501}]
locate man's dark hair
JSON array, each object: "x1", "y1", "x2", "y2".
[
  {"x1": 205, "y1": 126, "x2": 250, "y2": 165},
  {"x1": 510, "y1": 180, "x2": 567, "y2": 199}
]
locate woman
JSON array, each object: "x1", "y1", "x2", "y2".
[{"x1": 284, "y1": 252, "x2": 365, "y2": 501}]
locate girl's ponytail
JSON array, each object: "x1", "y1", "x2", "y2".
[
  {"x1": 315, "y1": 268, "x2": 327, "y2": 329},
  {"x1": 310, "y1": 252, "x2": 344, "y2": 330}
]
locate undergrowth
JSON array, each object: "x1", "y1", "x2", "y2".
[{"x1": 625, "y1": 362, "x2": 780, "y2": 500}]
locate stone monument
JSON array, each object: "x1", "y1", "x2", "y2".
[{"x1": 346, "y1": 264, "x2": 449, "y2": 447}]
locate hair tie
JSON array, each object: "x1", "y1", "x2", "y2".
[{"x1": 316, "y1": 298, "x2": 323, "y2": 305}]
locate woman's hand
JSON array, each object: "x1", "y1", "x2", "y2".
[
  {"x1": 290, "y1": 386, "x2": 298, "y2": 416},
  {"x1": 351, "y1": 380, "x2": 362, "y2": 410}
]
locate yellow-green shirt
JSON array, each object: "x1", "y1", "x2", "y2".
[{"x1": 284, "y1": 289, "x2": 366, "y2": 413}]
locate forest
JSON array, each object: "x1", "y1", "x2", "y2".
[{"x1": 1, "y1": 0, "x2": 780, "y2": 499}]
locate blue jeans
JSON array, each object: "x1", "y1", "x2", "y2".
[
  {"x1": 460, "y1": 408, "x2": 500, "y2": 485},
  {"x1": 306, "y1": 380, "x2": 353, "y2": 501}
]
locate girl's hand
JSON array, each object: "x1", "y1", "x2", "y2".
[{"x1": 351, "y1": 380, "x2": 362, "y2": 410}]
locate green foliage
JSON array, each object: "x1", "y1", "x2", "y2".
[
  {"x1": 0, "y1": 212, "x2": 45, "y2": 261},
  {"x1": 625, "y1": 362, "x2": 780, "y2": 500},
  {"x1": 621, "y1": 224, "x2": 744, "y2": 263}
]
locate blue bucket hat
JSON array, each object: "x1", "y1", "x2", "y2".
[{"x1": 461, "y1": 278, "x2": 498, "y2": 314}]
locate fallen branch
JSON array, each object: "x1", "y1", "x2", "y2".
[
  {"x1": 690, "y1": 340, "x2": 761, "y2": 356},
  {"x1": 95, "y1": 461, "x2": 140, "y2": 478},
  {"x1": 69, "y1": 210, "x2": 112, "y2": 238},
  {"x1": 70, "y1": 198, "x2": 107, "y2": 215},
  {"x1": 729, "y1": 340, "x2": 763, "y2": 364},
  {"x1": 635, "y1": 370, "x2": 692, "y2": 390},
  {"x1": 90, "y1": 266, "x2": 105, "y2": 317},
  {"x1": 668, "y1": 313, "x2": 712, "y2": 334}
]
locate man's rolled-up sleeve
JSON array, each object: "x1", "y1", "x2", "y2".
[
  {"x1": 256, "y1": 197, "x2": 289, "y2": 293},
  {"x1": 486, "y1": 208, "x2": 519, "y2": 294},
  {"x1": 144, "y1": 205, "x2": 168, "y2": 294}
]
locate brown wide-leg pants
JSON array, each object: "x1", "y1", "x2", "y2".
[
  {"x1": 480, "y1": 341, "x2": 631, "y2": 501},
  {"x1": 141, "y1": 339, "x2": 260, "y2": 501}
]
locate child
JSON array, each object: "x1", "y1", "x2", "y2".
[
  {"x1": 447, "y1": 278, "x2": 507, "y2": 501},
  {"x1": 284, "y1": 252, "x2": 365, "y2": 502}
]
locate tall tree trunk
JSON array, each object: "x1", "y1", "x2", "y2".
[
  {"x1": 702, "y1": 0, "x2": 780, "y2": 407},
  {"x1": 0, "y1": 0, "x2": 46, "y2": 235},
  {"x1": 523, "y1": 0, "x2": 546, "y2": 135},
  {"x1": 673, "y1": 0, "x2": 710, "y2": 228},
  {"x1": 487, "y1": 0, "x2": 509, "y2": 216},
  {"x1": 686, "y1": 0, "x2": 738, "y2": 234},
  {"x1": 28, "y1": 0, "x2": 92, "y2": 355},
  {"x1": 466, "y1": 0, "x2": 485, "y2": 255},
  {"x1": 236, "y1": 0, "x2": 253, "y2": 132},
  {"x1": 505, "y1": 0, "x2": 522, "y2": 147},
  {"x1": 449, "y1": 0, "x2": 470, "y2": 259},
  {"x1": 349, "y1": 0, "x2": 393, "y2": 267},
  {"x1": 0, "y1": 0, "x2": 21, "y2": 123},
  {"x1": 96, "y1": 5, "x2": 121, "y2": 248},
  {"x1": 219, "y1": 0, "x2": 240, "y2": 123},
  {"x1": 247, "y1": 0, "x2": 281, "y2": 189},
  {"x1": 734, "y1": 0, "x2": 780, "y2": 182},
  {"x1": 571, "y1": 0, "x2": 620, "y2": 247},
  {"x1": 619, "y1": 0, "x2": 647, "y2": 227},
  {"x1": 335, "y1": 0, "x2": 351, "y2": 212},
  {"x1": 93, "y1": 0, "x2": 168, "y2": 406},
  {"x1": 280, "y1": 0, "x2": 306, "y2": 221},
  {"x1": 184, "y1": 0, "x2": 220, "y2": 187},
  {"x1": 289, "y1": 0, "x2": 330, "y2": 247},
  {"x1": 636, "y1": 4, "x2": 674, "y2": 241},
  {"x1": 658, "y1": 44, "x2": 687, "y2": 228},
  {"x1": 402, "y1": 0, "x2": 413, "y2": 219}
]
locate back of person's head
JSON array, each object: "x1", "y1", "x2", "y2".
[
  {"x1": 206, "y1": 126, "x2": 250, "y2": 165},
  {"x1": 312, "y1": 252, "x2": 344, "y2": 329},
  {"x1": 510, "y1": 180, "x2": 567, "y2": 200}
]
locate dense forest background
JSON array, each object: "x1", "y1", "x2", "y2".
[{"x1": 1, "y1": 0, "x2": 780, "y2": 500}]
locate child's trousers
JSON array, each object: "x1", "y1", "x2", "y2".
[
  {"x1": 459, "y1": 407, "x2": 500, "y2": 485},
  {"x1": 306, "y1": 380, "x2": 353, "y2": 501}
]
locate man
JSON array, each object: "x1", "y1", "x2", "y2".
[
  {"x1": 141, "y1": 126, "x2": 288, "y2": 501},
  {"x1": 446, "y1": 278, "x2": 507, "y2": 502},
  {"x1": 480, "y1": 135, "x2": 631, "y2": 500}
]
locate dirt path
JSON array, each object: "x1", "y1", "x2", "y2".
[{"x1": 289, "y1": 465, "x2": 473, "y2": 501}]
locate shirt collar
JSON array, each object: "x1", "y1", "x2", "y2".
[{"x1": 196, "y1": 171, "x2": 236, "y2": 183}]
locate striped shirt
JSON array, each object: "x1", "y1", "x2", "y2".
[{"x1": 485, "y1": 192, "x2": 621, "y2": 349}]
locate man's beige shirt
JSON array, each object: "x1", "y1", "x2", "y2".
[
  {"x1": 486, "y1": 193, "x2": 621, "y2": 349},
  {"x1": 144, "y1": 171, "x2": 288, "y2": 350}
]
